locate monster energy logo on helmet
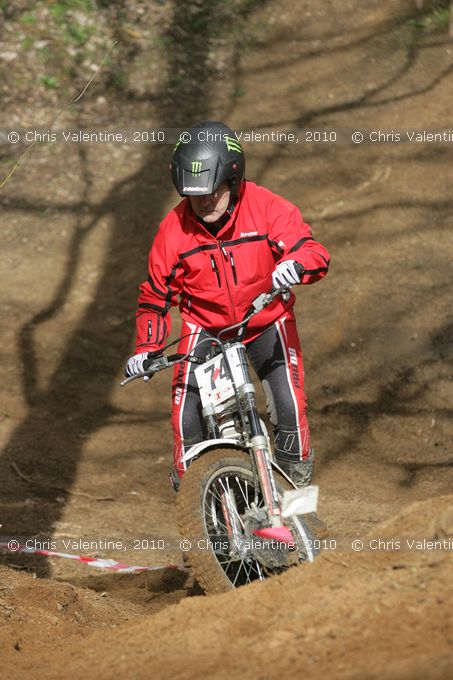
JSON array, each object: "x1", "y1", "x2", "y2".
[
  {"x1": 171, "y1": 121, "x2": 246, "y2": 198},
  {"x1": 225, "y1": 136, "x2": 243, "y2": 153},
  {"x1": 191, "y1": 161, "x2": 202, "y2": 176}
]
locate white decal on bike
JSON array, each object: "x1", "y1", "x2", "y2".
[{"x1": 195, "y1": 351, "x2": 235, "y2": 407}]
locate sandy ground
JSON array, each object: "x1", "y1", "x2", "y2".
[{"x1": 0, "y1": 0, "x2": 452, "y2": 677}]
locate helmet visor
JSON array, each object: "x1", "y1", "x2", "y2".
[{"x1": 173, "y1": 154, "x2": 221, "y2": 196}]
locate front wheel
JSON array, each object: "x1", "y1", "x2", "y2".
[{"x1": 176, "y1": 449, "x2": 318, "y2": 594}]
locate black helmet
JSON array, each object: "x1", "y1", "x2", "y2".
[{"x1": 171, "y1": 121, "x2": 245, "y2": 198}]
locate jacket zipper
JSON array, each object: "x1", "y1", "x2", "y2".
[
  {"x1": 229, "y1": 250, "x2": 237, "y2": 285},
  {"x1": 210, "y1": 254, "x2": 221, "y2": 287},
  {"x1": 218, "y1": 241, "x2": 238, "y2": 322}
]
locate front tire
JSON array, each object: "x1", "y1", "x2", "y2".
[{"x1": 176, "y1": 448, "x2": 317, "y2": 594}]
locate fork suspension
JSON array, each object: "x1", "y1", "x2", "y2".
[{"x1": 241, "y1": 389, "x2": 281, "y2": 519}]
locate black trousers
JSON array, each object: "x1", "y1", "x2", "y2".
[{"x1": 171, "y1": 311, "x2": 310, "y2": 477}]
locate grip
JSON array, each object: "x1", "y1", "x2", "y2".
[
  {"x1": 143, "y1": 350, "x2": 161, "y2": 372},
  {"x1": 294, "y1": 262, "x2": 305, "y2": 278}
]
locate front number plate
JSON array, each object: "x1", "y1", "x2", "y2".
[{"x1": 195, "y1": 352, "x2": 234, "y2": 407}]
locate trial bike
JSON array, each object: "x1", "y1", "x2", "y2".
[{"x1": 122, "y1": 278, "x2": 322, "y2": 593}]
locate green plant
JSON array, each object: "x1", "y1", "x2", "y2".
[
  {"x1": 65, "y1": 23, "x2": 94, "y2": 45},
  {"x1": 21, "y1": 37, "x2": 34, "y2": 50},
  {"x1": 50, "y1": 0, "x2": 94, "y2": 17},
  {"x1": 108, "y1": 70, "x2": 126, "y2": 89},
  {"x1": 50, "y1": 1, "x2": 95, "y2": 46},
  {"x1": 50, "y1": 4, "x2": 65, "y2": 21},
  {"x1": 408, "y1": 5, "x2": 451, "y2": 31},
  {"x1": 20, "y1": 13, "x2": 37, "y2": 25},
  {"x1": 40, "y1": 74, "x2": 60, "y2": 89}
]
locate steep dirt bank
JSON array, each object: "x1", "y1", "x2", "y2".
[{"x1": 2, "y1": 495, "x2": 452, "y2": 679}]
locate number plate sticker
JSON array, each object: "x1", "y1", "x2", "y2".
[{"x1": 195, "y1": 353, "x2": 235, "y2": 407}]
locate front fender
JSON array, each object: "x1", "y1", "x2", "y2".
[
  {"x1": 181, "y1": 439, "x2": 247, "y2": 466},
  {"x1": 181, "y1": 440, "x2": 296, "y2": 489}
]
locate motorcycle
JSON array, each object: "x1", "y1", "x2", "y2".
[{"x1": 122, "y1": 276, "x2": 322, "y2": 593}]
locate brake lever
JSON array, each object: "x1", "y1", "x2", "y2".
[
  {"x1": 120, "y1": 355, "x2": 170, "y2": 387},
  {"x1": 251, "y1": 284, "x2": 291, "y2": 313},
  {"x1": 120, "y1": 353, "x2": 205, "y2": 387},
  {"x1": 120, "y1": 370, "x2": 155, "y2": 386}
]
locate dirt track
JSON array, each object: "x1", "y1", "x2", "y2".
[
  {"x1": 1, "y1": 496, "x2": 453, "y2": 679},
  {"x1": 1, "y1": 0, "x2": 453, "y2": 677}
]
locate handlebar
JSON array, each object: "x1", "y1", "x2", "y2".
[
  {"x1": 120, "y1": 352, "x2": 204, "y2": 386},
  {"x1": 121, "y1": 263, "x2": 304, "y2": 386}
]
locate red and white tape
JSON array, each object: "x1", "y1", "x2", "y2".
[{"x1": 0, "y1": 543, "x2": 185, "y2": 573}]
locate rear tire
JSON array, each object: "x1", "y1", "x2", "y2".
[{"x1": 176, "y1": 448, "x2": 318, "y2": 594}]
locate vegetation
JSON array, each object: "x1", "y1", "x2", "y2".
[{"x1": 408, "y1": 4, "x2": 452, "y2": 32}]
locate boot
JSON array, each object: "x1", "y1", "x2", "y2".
[
  {"x1": 278, "y1": 457, "x2": 314, "y2": 488},
  {"x1": 277, "y1": 453, "x2": 329, "y2": 538}
]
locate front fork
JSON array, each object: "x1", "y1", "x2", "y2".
[
  {"x1": 246, "y1": 404, "x2": 295, "y2": 545},
  {"x1": 230, "y1": 345, "x2": 284, "y2": 526},
  {"x1": 242, "y1": 389, "x2": 282, "y2": 526},
  {"x1": 218, "y1": 344, "x2": 292, "y2": 546}
]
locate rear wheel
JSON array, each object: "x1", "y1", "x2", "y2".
[{"x1": 176, "y1": 449, "x2": 318, "y2": 594}]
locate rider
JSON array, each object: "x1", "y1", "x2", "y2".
[{"x1": 125, "y1": 121, "x2": 330, "y2": 490}]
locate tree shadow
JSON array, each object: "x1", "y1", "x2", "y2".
[
  {"x1": 0, "y1": 0, "x2": 263, "y2": 576},
  {"x1": 315, "y1": 319, "x2": 453, "y2": 486},
  {"x1": 1, "y1": 0, "x2": 451, "y2": 577}
]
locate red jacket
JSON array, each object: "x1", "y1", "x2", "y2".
[{"x1": 135, "y1": 181, "x2": 330, "y2": 352}]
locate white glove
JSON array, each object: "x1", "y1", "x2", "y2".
[
  {"x1": 125, "y1": 352, "x2": 150, "y2": 378},
  {"x1": 272, "y1": 260, "x2": 302, "y2": 289}
]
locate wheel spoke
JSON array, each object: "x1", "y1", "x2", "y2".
[
  {"x1": 235, "y1": 475, "x2": 252, "y2": 508},
  {"x1": 206, "y1": 489, "x2": 225, "y2": 533},
  {"x1": 242, "y1": 559, "x2": 256, "y2": 584},
  {"x1": 254, "y1": 560, "x2": 265, "y2": 580},
  {"x1": 242, "y1": 557, "x2": 263, "y2": 580},
  {"x1": 218, "y1": 477, "x2": 245, "y2": 530},
  {"x1": 232, "y1": 560, "x2": 247, "y2": 587},
  {"x1": 206, "y1": 485, "x2": 225, "y2": 506},
  {"x1": 199, "y1": 460, "x2": 310, "y2": 590},
  {"x1": 216, "y1": 554, "x2": 241, "y2": 568}
]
